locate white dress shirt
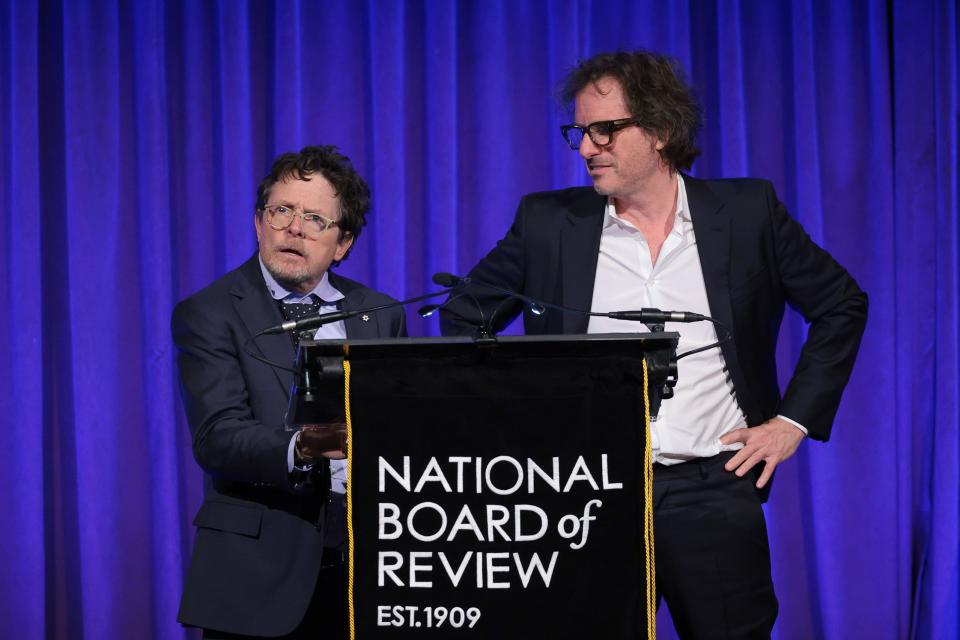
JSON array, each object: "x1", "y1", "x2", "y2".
[{"x1": 586, "y1": 175, "x2": 750, "y2": 465}]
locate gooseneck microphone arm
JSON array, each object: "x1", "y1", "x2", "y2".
[
  {"x1": 255, "y1": 287, "x2": 455, "y2": 338},
  {"x1": 434, "y1": 272, "x2": 581, "y2": 327},
  {"x1": 433, "y1": 272, "x2": 708, "y2": 327},
  {"x1": 429, "y1": 271, "x2": 731, "y2": 357},
  {"x1": 429, "y1": 272, "x2": 497, "y2": 340},
  {"x1": 488, "y1": 294, "x2": 546, "y2": 337}
]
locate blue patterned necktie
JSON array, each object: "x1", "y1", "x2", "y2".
[{"x1": 278, "y1": 295, "x2": 322, "y2": 344}]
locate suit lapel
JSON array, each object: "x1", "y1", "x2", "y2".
[
  {"x1": 330, "y1": 273, "x2": 383, "y2": 339},
  {"x1": 233, "y1": 256, "x2": 296, "y2": 397},
  {"x1": 560, "y1": 190, "x2": 606, "y2": 334},
  {"x1": 685, "y1": 176, "x2": 735, "y2": 342},
  {"x1": 341, "y1": 290, "x2": 378, "y2": 339}
]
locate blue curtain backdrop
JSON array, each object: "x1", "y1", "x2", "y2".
[{"x1": 1, "y1": 0, "x2": 956, "y2": 638}]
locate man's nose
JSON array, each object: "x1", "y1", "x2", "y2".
[
  {"x1": 578, "y1": 133, "x2": 600, "y2": 160},
  {"x1": 287, "y1": 211, "x2": 306, "y2": 236}
]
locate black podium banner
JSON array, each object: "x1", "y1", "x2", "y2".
[{"x1": 337, "y1": 338, "x2": 658, "y2": 639}]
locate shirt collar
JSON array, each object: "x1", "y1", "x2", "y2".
[
  {"x1": 602, "y1": 173, "x2": 692, "y2": 238},
  {"x1": 675, "y1": 173, "x2": 692, "y2": 236},
  {"x1": 258, "y1": 255, "x2": 345, "y2": 304}
]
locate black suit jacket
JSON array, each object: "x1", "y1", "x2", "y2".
[
  {"x1": 440, "y1": 176, "x2": 867, "y2": 441},
  {"x1": 172, "y1": 255, "x2": 405, "y2": 636}
]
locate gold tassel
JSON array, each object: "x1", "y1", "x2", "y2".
[
  {"x1": 643, "y1": 358, "x2": 656, "y2": 639},
  {"x1": 345, "y1": 359, "x2": 356, "y2": 640}
]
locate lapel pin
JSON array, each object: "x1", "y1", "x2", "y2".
[{"x1": 361, "y1": 314, "x2": 370, "y2": 322}]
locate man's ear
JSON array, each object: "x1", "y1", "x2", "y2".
[{"x1": 334, "y1": 233, "x2": 354, "y2": 262}]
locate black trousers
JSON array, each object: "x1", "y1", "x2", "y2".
[
  {"x1": 201, "y1": 563, "x2": 349, "y2": 640},
  {"x1": 653, "y1": 452, "x2": 778, "y2": 640}
]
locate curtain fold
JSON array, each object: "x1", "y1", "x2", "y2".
[{"x1": 0, "y1": 1, "x2": 955, "y2": 638}]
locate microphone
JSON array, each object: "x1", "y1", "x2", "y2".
[
  {"x1": 259, "y1": 309, "x2": 352, "y2": 336},
  {"x1": 607, "y1": 309, "x2": 706, "y2": 323},
  {"x1": 432, "y1": 272, "x2": 470, "y2": 288},
  {"x1": 256, "y1": 286, "x2": 454, "y2": 336}
]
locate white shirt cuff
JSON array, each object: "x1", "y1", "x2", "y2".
[
  {"x1": 777, "y1": 414, "x2": 808, "y2": 436},
  {"x1": 287, "y1": 430, "x2": 314, "y2": 473}
]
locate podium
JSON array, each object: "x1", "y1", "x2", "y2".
[{"x1": 288, "y1": 333, "x2": 678, "y2": 639}]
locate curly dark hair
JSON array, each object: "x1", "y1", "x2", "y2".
[
  {"x1": 560, "y1": 50, "x2": 702, "y2": 171},
  {"x1": 255, "y1": 145, "x2": 370, "y2": 261}
]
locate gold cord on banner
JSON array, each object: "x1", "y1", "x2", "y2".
[
  {"x1": 344, "y1": 359, "x2": 356, "y2": 640},
  {"x1": 642, "y1": 358, "x2": 656, "y2": 639}
]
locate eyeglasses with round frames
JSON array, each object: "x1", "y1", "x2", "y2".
[
  {"x1": 261, "y1": 204, "x2": 339, "y2": 240},
  {"x1": 560, "y1": 118, "x2": 641, "y2": 150}
]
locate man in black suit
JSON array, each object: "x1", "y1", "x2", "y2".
[
  {"x1": 440, "y1": 51, "x2": 866, "y2": 638},
  {"x1": 173, "y1": 146, "x2": 405, "y2": 639}
]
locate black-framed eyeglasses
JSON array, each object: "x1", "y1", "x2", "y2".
[
  {"x1": 560, "y1": 118, "x2": 641, "y2": 150},
  {"x1": 261, "y1": 204, "x2": 339, "y2": 239}
]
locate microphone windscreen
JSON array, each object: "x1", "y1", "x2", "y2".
[{"x1": 431, "y1": 272, "x2": 460, "y2": 288}]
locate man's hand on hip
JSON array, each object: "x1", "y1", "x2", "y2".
[{"x1": 719, "y1": 417, "x2": 806, "y2": 489}]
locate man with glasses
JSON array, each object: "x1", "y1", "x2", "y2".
[
  {"x1": 441, "y1": 51, "x2": 866, "y2": 638},
  {"x1": 173, "y1": 146, "x2": 405, "y2": 639}
]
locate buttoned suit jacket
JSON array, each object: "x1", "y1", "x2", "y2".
[
  {"x1": 440, "y1": 176, "x2": 867, "y2": 442},
  {"x1": 172, "y1": 254, "x2": 405, "y2": 636}
]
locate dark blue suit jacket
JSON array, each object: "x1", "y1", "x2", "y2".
[
  {"x1": 172, "y1": 255, "x2": 405, "y2": 636},
  {"x1": 440, "y1": 176, "x2": 867, "y2": 442}
]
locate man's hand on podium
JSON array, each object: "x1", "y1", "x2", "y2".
[{"x1": 295, "y1": 424, "x2": 348, "y2": 464}]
